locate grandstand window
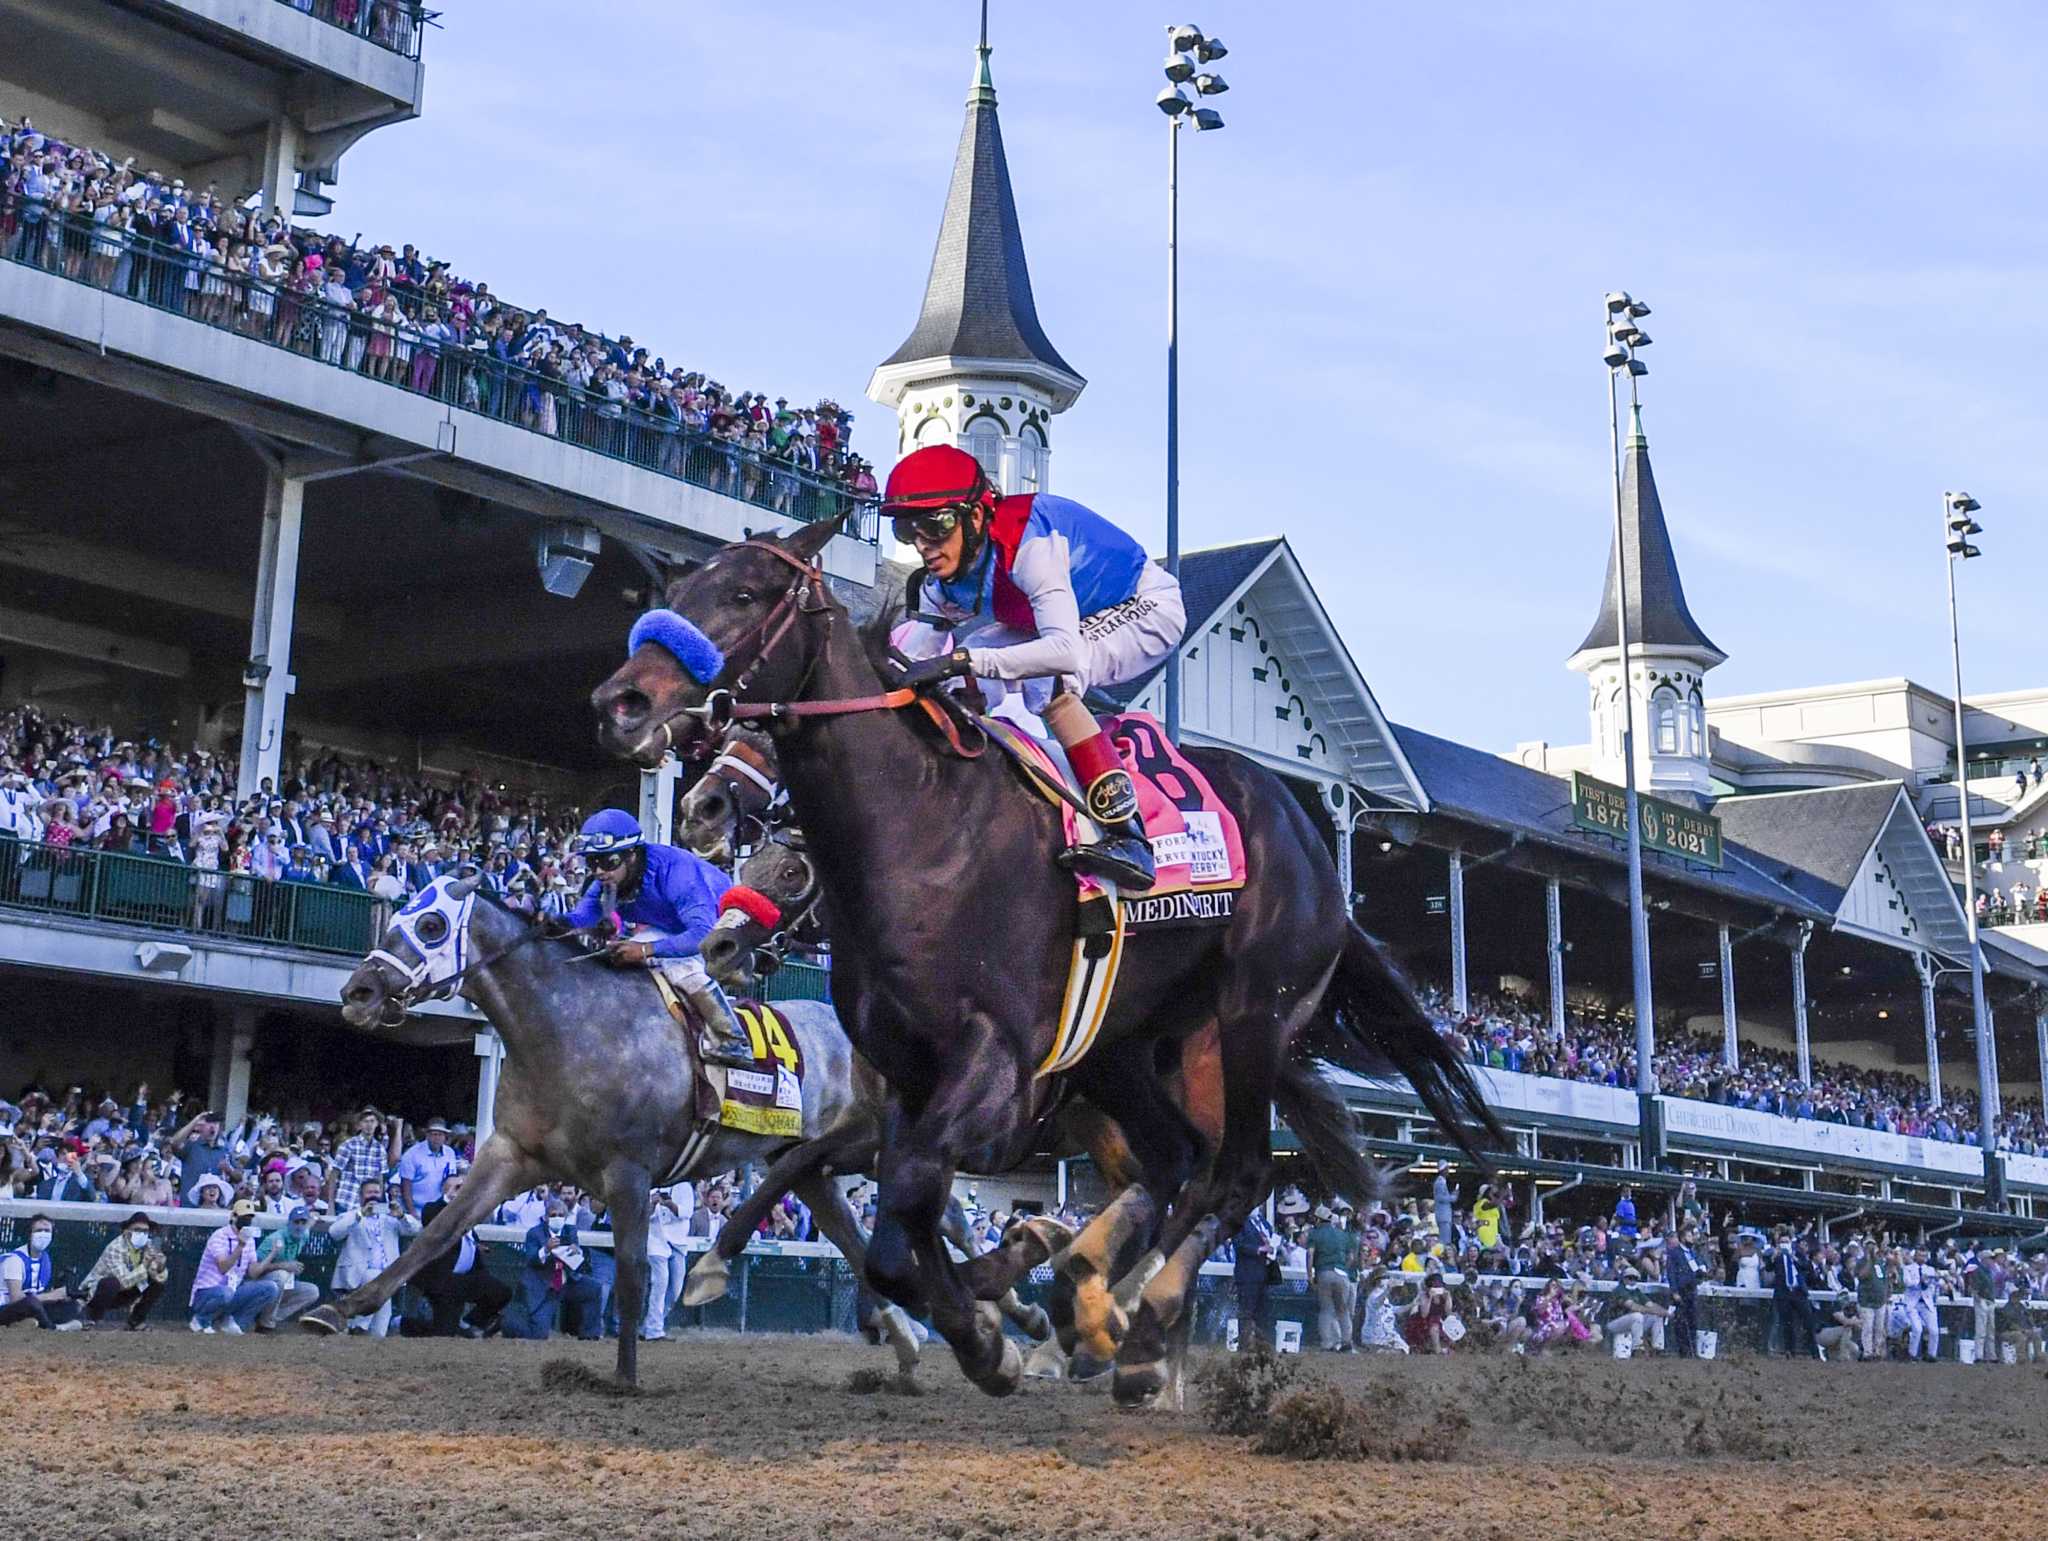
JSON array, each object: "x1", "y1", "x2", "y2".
[
  {"x1": 1017, "y1": 427, "x2": 1044, "y2": 493},
  {"x1": 1653, "y1": 688, "x2": 1681, "y2": 755},
  {"x1": 965, "y1": 416, "x2": 1004, "y2": 484}
]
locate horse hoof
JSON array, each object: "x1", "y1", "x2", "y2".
[
  {"x1": 681, "y1": 1258, "x2": 730, "y2": 1308},
  {"x1": 1019, "y1": 1214, "x2": 1076, "y2": 1266},
  {"x1": 1112, "y1": 1359, "x2": 1168, "y2": 1408},
  {"x1": 1067, "y1": 1351, "x2": 1114, "y2": 1384},
  {"x1": 1022, "y1": 1337, "x2": 1067, "y2": 1380},
  {"x1": 973, "y1": 1335, "x2": 1024, "y2": 1397},
  {"x1": 298, "y1": 1305, "x2": 344, "y2": 1336}
]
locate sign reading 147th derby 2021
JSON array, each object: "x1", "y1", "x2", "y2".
[{"x1": 1570, "y1": 772, "x2": 1723, "y2": 868}]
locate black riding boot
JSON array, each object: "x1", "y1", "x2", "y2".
[{"x1": 1059, "y1": 814, "x2": 1158, "y2": 892}]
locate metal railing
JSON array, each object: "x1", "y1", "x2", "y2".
[
  {"x1": 760, "y1": 959, "x2": 831, "y2": 1003},
  {"x1": 0, "y1": 837, "x2": 382, "y2": 955},
  {"x1": 0, "y1": 205, "x2": 877, "y2": 541},
  {"x1": 276, "y1": 0, "x2": 434, "y2": 61}
]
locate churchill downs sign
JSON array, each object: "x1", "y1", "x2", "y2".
[
  {"x1": 1570, "y1": 772, "x2": 1723, "y2": 868},
  {"x1": 1123, "y1": 888, "x2": 1239, "y2": 931}
]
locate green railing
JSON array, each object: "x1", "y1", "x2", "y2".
[
  {"x1": 0, "y1": 837, "x2": 382, "y2": 956},
  {"x1": 0, "y1": 206, "x2": 877, "y2": 541},
  {"x1": 761, "y1": 959, "x2": 832, "y2": 1003}
]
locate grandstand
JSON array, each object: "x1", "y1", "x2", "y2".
[{"x1": 1, "y1": 0, "x2": 2045, "y2": 1267}]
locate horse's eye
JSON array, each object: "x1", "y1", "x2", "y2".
[
  {"x1": 732, "y1": 588, "x2": 757, "y2": 605},
  {"x1": 415, "y1": 912, "x2": 449, "y2": 945}
]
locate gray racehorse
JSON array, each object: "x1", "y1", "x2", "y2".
[{"x1": 310, "y1": 874, "x2": 902, "y2": 1387}]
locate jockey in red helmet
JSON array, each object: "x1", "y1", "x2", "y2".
[{"x1": 884, "y1": 444, "x2": 1186, "y2": 892}]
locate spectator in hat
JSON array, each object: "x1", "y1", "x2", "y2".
[
  {"x1": 1969, "y1": 1247, "x2": 2004, "y2": 1365},
  {"x1": 1601, "y1": 1266, "x2": 1668, "y2": 1356},
  {"x1": 251, "y1": 1204, "x2": 322, "y2": 1329},
  {"x1": 1305, "y1": 1204, "x2": 1358, "y2": 1352},
  {"x1": 396, "y1": 1117, "x2": 465, "y2": 1217},
  {"x1": 189, "y1": 1199, "x2": 281, "y2": 1334},
  {"x1": 78, "y1": 1212, "x2": 170, "y2": 1328}
]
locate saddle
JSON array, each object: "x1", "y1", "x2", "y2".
[
  {"x1": 977, "y1": 710, "x2": 1248, "y2": 1078},
  {"x1": 650, "y1": 973, "x2": 805, "y2": 1140}
]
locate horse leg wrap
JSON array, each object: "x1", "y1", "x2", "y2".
[{"x1": 1045, "y1": 692, "x2": 1138, "y2": 825}]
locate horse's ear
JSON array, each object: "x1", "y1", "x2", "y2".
[
  {"x1": 781, "y1": 511, "x2": 846, "y2": 566},
  {"x1": 446, "y1": 875, "x2": 481, "y2": 899}
]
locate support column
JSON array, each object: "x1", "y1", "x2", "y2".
[
  {"x1": 258, "y1": 114, "x2": 301, "y2": 217},
  {"x1": 1545, "y1": 878, "x2": 1565, "y2": 1039},
  {"x1": 1333, "y1": 806, "x2": 1355, "y2": 919},
  {"x1": 1448, "y1": 849, "x2": 1468, "y2": 1014},
  {"x1": 1791, "y1": 920, "x2": 1813, "y2": 1088},
  {"x1": 1719, "y1": 924, "x2": 1738, "y2": 1070},
  {"x1": 1984, "y1": 1000, "x2": 2002, "y2": 1119},
  {"x1": 238, "y1": 468, "x2": 305, "y2": 796},
  {"x1": 209, "y1": 1005, "x2": 257, "y2": 1128},
  {"x1": 1916, "y1": 951, "x2": 1942, "y2": 1108},
  {"x1": 473, "y1": 1029, "x2": 505, "y2": 1146},
  {"x1": 2035, "y1": 999, "x2": 2048, "y2": 1115},
  {"x1": 639, "y1": 755, "x2": 681, "y2": 846}
]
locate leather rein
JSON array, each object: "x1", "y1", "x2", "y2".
[{"x1": 651, "y1": 539, "x2": 983, "y2": 759}]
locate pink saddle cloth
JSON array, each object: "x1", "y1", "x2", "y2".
[{"x1": 987, "y1": 711, "x2": 1247, "y2": 899}]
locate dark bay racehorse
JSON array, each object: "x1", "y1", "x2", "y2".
[
  {"x1": 592, "y1": 519, "x2": 1501, "y2": 1401},
  {"x1": 318, "y1": 875, "x2": 889, "y2": 1386}
]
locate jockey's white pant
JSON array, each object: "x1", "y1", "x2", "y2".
[
  {"x1": 622, "y1": 926, "x2": 711, "y2": 993},
  {"x1": 904, "y1": 564, "x2": 1187, "y2": 717}
]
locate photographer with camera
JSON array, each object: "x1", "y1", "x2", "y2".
[
  {"x1": 329, "y1": 1176, "x2": 421, "y2": 1337},
  {"x1": 513, "y1": 1197, "x2": 601, "y2": 1341},
  {"x1": 78, "y1": 1212, "x2": 169, "y2": 1329}
]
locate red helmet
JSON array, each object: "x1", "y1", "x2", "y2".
[{"x1": 882, "y1": 444, "x2": 993, "y2": 516}]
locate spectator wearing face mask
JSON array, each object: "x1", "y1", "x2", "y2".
[
  {"x1": 328, "y1": 1177, "x2": 419, "y2": 1337},
  {"x1": 0, "y1": 1215, "x2": 82, "y2": 1331},
  {"x1": 514, "y1": 1198, "x2": 601, "y2": 1341},
  {"x1": 78, "y1": 1212, "x2": 170, "y2": 1329},
  {"x1": 189, "y1": 1199, "x2": 280, "y2": 1334}
]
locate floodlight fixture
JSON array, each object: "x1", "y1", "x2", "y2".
[
  {"x1": 1163, "y1": 51, "x2": 1197, "y2": 83},
  {"x1": 1626, "y1": 357, "x2": 1649, "y2": 376},
  {"x1": 1192, "y1": 107, "x2": 1225, "y2": 131},
  {"x1": 1602, "y1": 340, "x2": 1629, "y2": 368},
  {"x1": 1605, "y1": 290, "x2": 1633, "y2": 314},
  {"x1": 1167, "y1": 23, "x2": 1205, "y2": 52},
  {"x1": 1157, "y1": 86, "x2": 1192, "y2": 116},
  {"x1": 1195, "y1": 72, "x2": 1228, "y2": 95},
  {"x1": 1195, "y1": 35, "x2": 1228, "y2": 61},
  {"x1": 1946, "y1": 491, "x2": 1981, "y2": 516}
]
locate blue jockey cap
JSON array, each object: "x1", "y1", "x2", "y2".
[{"x1": 575, "y1": 808, "x2": 644, "y2": 855}]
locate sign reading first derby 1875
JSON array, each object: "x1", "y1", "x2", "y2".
[{"x1": 1570, "y1": 772, "x2": 1723, "y2": 868}]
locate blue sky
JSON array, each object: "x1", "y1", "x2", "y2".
[{"x1": 341, "y1": 3, "x2": 2048, "y2": 751}]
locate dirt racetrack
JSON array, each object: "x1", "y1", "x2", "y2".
[{"x1": 6, "y1": 1329, "x2": 2044, "y2": 1541}]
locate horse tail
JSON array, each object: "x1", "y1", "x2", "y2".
[
  {"x1": 1273, "y1": 1054, "x2": 1391, "y2": 1211},
  {"x1": 1298, "y1": 920, "x2": 1508, "y2": 1165}
]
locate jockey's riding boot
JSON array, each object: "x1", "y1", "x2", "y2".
[
  {"x1": 1043, "y1": 692, "x2": 1158, "y2": 894},
  {"x1": 685, "y1": 975, "x2": 757, "y2": 1069}
]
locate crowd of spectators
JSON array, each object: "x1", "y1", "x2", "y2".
[
  {"x1": 0, "y1": 702, "x2": 601, "y2": 918},
  {"x1": 0, "y1": 1082, "x2": 793, "y2": 1341},
  {"x1": 1222, "y1": 1176, "x2": 2046, "y2": 1367},
  {"x1": 0, "y1": 110, "x2": 880, "y2": 523},
  {"x1": 283, "y1": 0, "x2": 426, "y2": 56},
  {"x1": 1421, "y1": 982, "x2": 2048, "y2": 1156}
]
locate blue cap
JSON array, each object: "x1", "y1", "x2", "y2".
[{"x1": 575, "y1": 808, "x2": 644, "y2": 856}]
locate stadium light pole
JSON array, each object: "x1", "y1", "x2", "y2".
[
  {"x1": 1157, "y1": 23, "x2": 1228, "y2": 745},
  {"x1": 1603, "y1": 293, "x2": 1656, "y2": 1109},
  {"x1": 1942, "y1": 489, "x2": 2001, "y2": 1194}
]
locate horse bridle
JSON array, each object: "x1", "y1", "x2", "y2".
[
  {"x1": 363, "y1": 915, "x2": 547, "y2": 1024},
  {"x1": 642, "y1": 538, "x2": 985, "y2": 756}
]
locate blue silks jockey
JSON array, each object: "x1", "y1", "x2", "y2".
[{"x1": 565, "y1": 808, "x2": 755, "y2": 1069}]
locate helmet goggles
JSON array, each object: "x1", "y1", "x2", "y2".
[{"x1": 889, "y1": 504, "x2": 970, "y2": 549}]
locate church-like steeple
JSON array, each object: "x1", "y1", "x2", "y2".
[
  {"x1": 1570, "y1": 404, "x2": 1723, "y2": 665},
  {"x1": 1568, "y1": 402, "x2": 1723, "y2": 800},
  {"x1": 868, "y1": 7, "x2": 1084, "y2": 492}
]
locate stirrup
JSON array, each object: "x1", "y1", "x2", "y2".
[
  {"x1": 1059, "y1": 834, "x2": 1158, "y2": 893},
  {"x1": 700, "y1": 1032, "x2": 757, "y2": 1069}
]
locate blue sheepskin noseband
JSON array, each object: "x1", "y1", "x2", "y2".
[{"x1": 628, "y1": 609, "x2": 725, "y2": 686}]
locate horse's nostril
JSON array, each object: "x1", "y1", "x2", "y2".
[{"x1": 604, "y1": 687, "x2": 651, "y2": 731}]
